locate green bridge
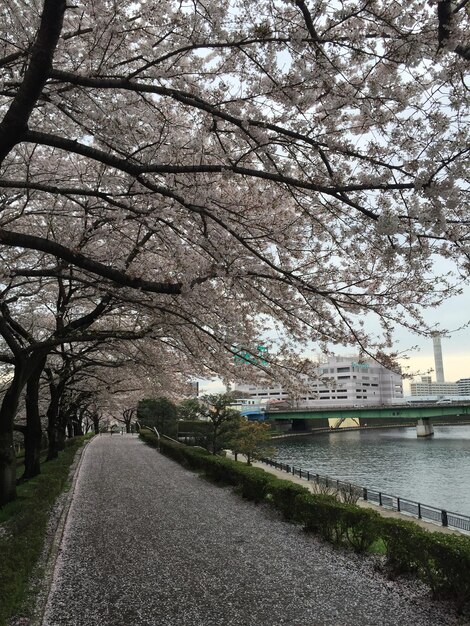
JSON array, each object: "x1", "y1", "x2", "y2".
[{"x1": 262, "y1": 403, "x2": 470, "y2": 437}]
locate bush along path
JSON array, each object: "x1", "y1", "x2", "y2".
[
  {"x1": 140, "y1": 431, "x2": 470, "y2": 618},
  {"x1": 0, "y1": 435, "x2": 92, "y2": 626}
]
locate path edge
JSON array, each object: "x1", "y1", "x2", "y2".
[{"x1": 28, "y1": 437, "x2": 93, "y2": 626}]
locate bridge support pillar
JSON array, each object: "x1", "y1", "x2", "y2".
[{"x1": 416, "y1": 418, "x2": 434, "y2": 437}]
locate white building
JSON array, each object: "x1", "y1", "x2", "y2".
[
  {"x1": 456, "y1": 378, "x2": 470, "y2": 396},
  {"x1": 409, "y1": 376, "x2": 459, "y2": 397},
  {"x1": 234, "y1": 355, "x2": 403, "y2": 408},
  {"x1": 408, "y1": 336, "x2": 470, "y2": 398}
]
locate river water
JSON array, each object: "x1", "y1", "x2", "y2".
[{"x1": 273, "y1": 425, "x2": 470, "y2": 516}]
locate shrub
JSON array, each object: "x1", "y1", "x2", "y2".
[
  {"x1": 297, "y1": 493, "x2": 345, "y2": 542},
  {"x1": 343, "y1": 507, "x2": 381, "y2": 553},
  {"x1": 267, "y1": 478, "x2": 308, "y2": 521},
  {"x1": 414, "y1": 532, "x2": 470, "y2": 611},
  {"x1": 378, "y1": 516, "x2": 470, "y2": 610},
  {"x1": 378, "y1": 517, "x2": 427, "y2": 576},
  {"x1": 235, "y1": 465, "x2": 272, "y2": 502},
  {"x1": 339, "y1": 484, "x2": 361, "y2": 505},
  {"x1": 294, "y1": 493, "x2": 380, "y2": 552}
]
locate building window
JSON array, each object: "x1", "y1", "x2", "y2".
[
  {"x1": 337, "y1": 367, "x2": 350, "y2": 372},
  {"x1": 337, "y1": 375, "x2": 350, "y2": 379}
]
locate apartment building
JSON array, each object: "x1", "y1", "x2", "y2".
[
  {"x1": 234, "y1": 355, "x2": 403, "y2": 408},
  {"x1": 409, "y1": 376, "x2": 459, "y2": 396}
]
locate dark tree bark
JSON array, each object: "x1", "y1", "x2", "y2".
[
  {"x1": 0, "y1": 0, "x2": 67, "y2": 163},
  {"x1": 22, "y1": 356, "x2": 47, "y2": 480},
  {"x1": 46, "y1": 376, "x2": 62, "y2": 461},
  {"x1": 121, "y1": 408, "x2": 136, "y2": 433},
  {"x1": 92, "y1": 413, "x2": 101, "y2": 435},
  {"x1": 0, "y1": 361, "x2": 35, "y2": 505}
]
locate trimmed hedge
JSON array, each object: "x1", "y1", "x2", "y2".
[
  {"x1": 379, "y1": 517, "x2": 470, "y2": 611},
  {"x1": 267, "y1": 478, "x2": 309, "y2": 521},
  {"x1": 140, "y1": 431, "x2": 470, "y2": 612}
]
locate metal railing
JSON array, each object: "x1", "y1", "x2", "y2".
[{"x1": 259, "y1": 457, "x2": 470, "y2": 533}]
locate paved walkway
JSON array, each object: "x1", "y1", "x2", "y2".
[{"x1": 42, "y1": 436, "x2": 461, "y2": 626}]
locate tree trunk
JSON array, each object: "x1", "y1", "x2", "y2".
[
  {"x1": 73, "y1": 420, "x2": 83, "y2": 437},
  {"x1": 47, "y1": 425, "x2": 60, "y2": 460},
  {"x1": 57, "y1": 421, "x2": 67, "y2": 451},
  {"x1": 46, "y1": 381, "x2": 60, "y2": 461},
  {"x1": 22, "y1": 357, "x2": 46, "y2": 480},
  {"x1": 23, "y1": 421, "x2": 42, "y2": 479},
  {"x1": 92, "y1": 414, "x2": 100, "y2": 435},
  {"x1": 0, "y1": 429, "x2": 16, "y2": 506},
  {"x1": 0, "y1": 366, "x2": 28, "y2": 505}
]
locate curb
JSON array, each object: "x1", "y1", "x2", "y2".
[{"x1": 28, "y1": 438, "x2": 93, "y2": 626}]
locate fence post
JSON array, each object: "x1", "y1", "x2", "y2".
[
  {"x1": 397, "y1": 497, "x2": 400, "y2": 512},
  {"x1": 441, "y1": 510, "x2": 448, "y2": 527},
  {"x1": 316, "y1": 474, "x2": 319, "y2": 484},
  {"x1": 418, "y1": 503, "x2": 422, "y2": 519},
  {"x1": 363, "y1": 487, "x2": 368, "y2": 501},
  {"x1": 292, "y1": 465, "x2": 295, "y2": 475},
  {"x1": 307, "y1": 471, "x2": 310, "y2": 481},
  {"x1": 379, "y1": 492, "x2": 382, "y2": 506}
]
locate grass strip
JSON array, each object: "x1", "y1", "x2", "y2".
[{"x1": 0, "y1": 435, "x2": 92, "y2": 626}]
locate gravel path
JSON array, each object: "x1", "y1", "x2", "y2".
[{"x1": 42, "y1": 435, "x2": 463, "y2": 626}]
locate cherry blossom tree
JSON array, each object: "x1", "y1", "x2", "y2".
[{"x1": 0, "y1": 0, "x2": 469, "y2": 503}]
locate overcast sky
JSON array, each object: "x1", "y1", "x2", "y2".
[{"x1": 395, "y1": 288, "x2": 470, "y2": 391}]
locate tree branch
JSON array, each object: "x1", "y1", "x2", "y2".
[
  {"x1": 0, "y1": 0, "x2": 67, "y2": 162},
  {"x1": 0, "y1": 228, "x2": 182, "y2": 295}
]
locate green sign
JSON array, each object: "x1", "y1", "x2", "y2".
[{"x1": 234, "y1": 345, "x2": 268, "y2": 366}]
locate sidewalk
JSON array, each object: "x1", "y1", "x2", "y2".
[{"x1": 42, "y1": 436, "x2": 460, "y2": 626}]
